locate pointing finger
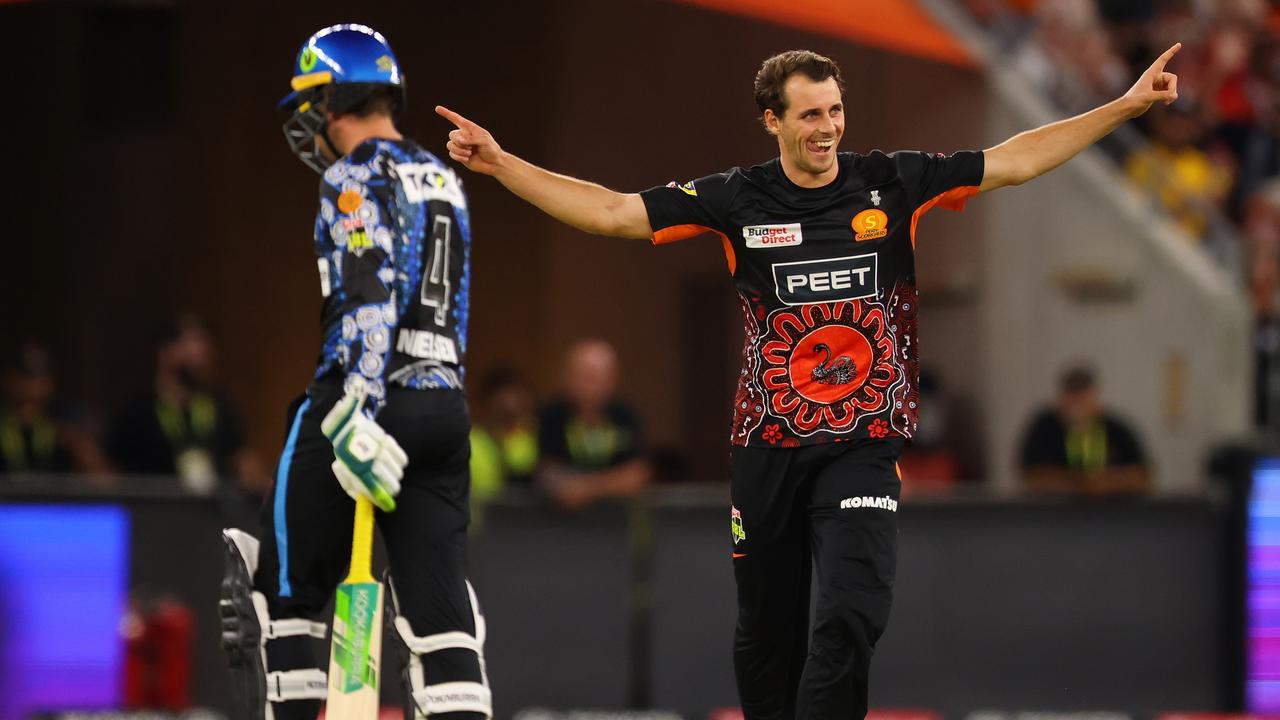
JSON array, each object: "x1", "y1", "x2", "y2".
[
  {"x1": 1153, "y1": 42, "x2": 1182, "y2": 71},
  {"x1": 435, "y1": 105, "x2": 473, "y2": 130}
]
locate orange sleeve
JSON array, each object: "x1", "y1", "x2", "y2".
[{"x1": 909, "y1": 185, "x2": 979, "y2": 248}]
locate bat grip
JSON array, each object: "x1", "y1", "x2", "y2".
[{"x1": 348, "y1": 495, "x2": 376, "y2": 582}]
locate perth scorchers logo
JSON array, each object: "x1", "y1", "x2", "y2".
[
  {"x1": 759, "y1": 299, "x2": 903, "y2": 437},
  {"x1": 851, "y1": 209, "x2": 888, "y2": 242}
]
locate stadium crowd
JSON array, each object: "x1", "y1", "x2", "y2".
[{"x1": 967, "y1": 0, "x2": 1280, "y2": 428}]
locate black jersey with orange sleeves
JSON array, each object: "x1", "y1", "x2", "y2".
[
  {"x1": 313, "y1": 138, "x2": 472, "y2": 418},
  {"x1": 640, "y1": 150, "x2": 983, "y2": 448}
]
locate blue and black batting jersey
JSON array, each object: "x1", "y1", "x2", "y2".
[
  {"x1": 313, "y1": 138, "x2": 472, "y2": 417},
  {"x1": 640, "y1": 150, "x2": 983, "y2": 448}
]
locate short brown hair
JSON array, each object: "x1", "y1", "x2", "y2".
[
  {"x1": 753, "y1": 50, "x2": 845, "y2": 118},
  {"x1": 325, "y1": 84, "x2": 400, "y2": 119},
  {"x1": 1059, "y1": 365, "x2": 1097, "y2": 394}
]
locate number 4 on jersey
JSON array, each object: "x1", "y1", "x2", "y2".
[{"x1": 421, "y1": 215, "x2": 452, "y2": 325}]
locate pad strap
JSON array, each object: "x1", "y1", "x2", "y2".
[
  {"x1": 396, "y1": 618, "x2": 483, "y2": 655},
  {"x1": 412, "y1": 681, "x2": 493, "y2": 716},
  {"x1": 253, "y1": 592, "x2": 326, "y2": 641},
  {"x1": 467, "y1": 581, "x2": 486, "y2": 647},
  {"x1": 266, "y1": 669, "x2": 328, "y2": 701},
  {"x1": 265, "y1": 617, "x2": 328, "y2": 640}
]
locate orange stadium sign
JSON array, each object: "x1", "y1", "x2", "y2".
[{"x1": 668, "y1": 0, "x2": 976, "y2": 68}]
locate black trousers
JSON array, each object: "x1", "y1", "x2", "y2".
[
  {"x1": 730, "y1": 438, "x2": 903, "y2": 720},
  {"x1": 253, "y1": 379, "x2": 481, "y2": 719}
]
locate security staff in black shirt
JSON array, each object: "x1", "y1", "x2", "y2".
[{"x1": 1020, "y1": 365, "x2": 1149, "y2": 496}]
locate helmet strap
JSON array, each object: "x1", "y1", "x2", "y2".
[{"x1": 319, "y1": 125, "x2": 343, "y2": 167}]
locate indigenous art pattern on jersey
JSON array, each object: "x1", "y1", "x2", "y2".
[
  {"x1": 313, "y1": 138, "x2": 472, "y2": 417},
  {"x1": 759, "y1": 296, "x2": 904, "y2": 439},
  {"x1": 642, "y1": 150, "x2": 982, "y2": 448},
  {"x1": 732, "y1": 291, "x2": 768, "y2": 444}
]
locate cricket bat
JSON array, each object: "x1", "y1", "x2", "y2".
[{"x1": 327, "y1": 495, "x2": 383, "y2": 717}]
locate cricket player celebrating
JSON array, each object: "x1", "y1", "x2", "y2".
[
  {"x1": 219, "y1": 24, "x2": 490, "y2": 720},
  {"x1": 438, "y1": 45, "x2": 1180, "y2": 719}
]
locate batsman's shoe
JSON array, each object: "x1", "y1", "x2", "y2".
[{"x1": 322, "y1": 389, "x2": 408, "y2": 512}]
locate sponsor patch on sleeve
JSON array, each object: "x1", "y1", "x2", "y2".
[{"x1": 666, "y1": 180, "x2": 698, "y2": 197}]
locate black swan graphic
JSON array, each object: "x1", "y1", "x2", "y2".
[{"x1": 811, "y1": 343, "x2": 856, "y2": 385}]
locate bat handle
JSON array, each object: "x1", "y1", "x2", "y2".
[{"x1": 348, "y1": 495, "x2": 376, "y2": 583}]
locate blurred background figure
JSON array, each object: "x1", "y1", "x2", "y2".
[
  {"x1": 469, "y1": 366, "x2": 540, "y2": 525},
  {"x1": 897, "y1": 368, "x2": 985, "y2": 492},
  {"x1": 969, "y1": 0, "x2": 1277, "y2": 273},
  {"x1": 1006, "y1": 0, "x2": 1130, "y2": 109},
  {"x1": 0, "y1": 341, "x2": 110, "y2": 479},
  {"x1": 1019, "y1": 365, "x2": 1149, "y2": 496},
  {"x1": 1249, "y1": 179, "x2": 1280, "y2": 429},
  {"x1": 105, "y1": 315, "x2": 267, "y2": 497},
  {"x1": 1125, "y1": 102, "x2": 1233, "y2": 243},
  {"x1": 537, "y1": 339, "x2": 650, "y2": 511}
]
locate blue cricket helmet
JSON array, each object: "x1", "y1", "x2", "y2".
[{"x1": 280, "y1": 24, "x2": 406, "y2": 173}]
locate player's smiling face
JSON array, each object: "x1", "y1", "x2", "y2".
[{"x1": 766, "y1": 75, "x2": 845, "y2": 188}]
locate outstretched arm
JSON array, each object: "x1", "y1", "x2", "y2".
[
  {"x1": 436, "y1": 106, "x2": 652, "y2": 239},
  {"x1": 981, "y1": 43, "x2": 1182, "y2": 192}
]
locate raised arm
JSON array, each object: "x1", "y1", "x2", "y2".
[
  {"x1": 436, "y1": 106, "x2": 652, "y2": 239},
  {"x1": 980, "y1": 43, "x2": 1181, "y2": 192}
]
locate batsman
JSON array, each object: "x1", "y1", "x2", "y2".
[{"x1": 219, "y1": 24, "x2": 491, "y2": 720}]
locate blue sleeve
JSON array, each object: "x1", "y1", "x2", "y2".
[{"x1": 320, "y1": 158, "x2": 399, "y2": 417}]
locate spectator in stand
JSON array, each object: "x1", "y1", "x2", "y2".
[
  {"x1": 1019, "y1": 365, "x2": 1149, "y2": 496},
  {"x1": 1245, "y1": 179, "x2": 1280, "y2": 426},
  {"x1": 106, "y1": 315, "x2": 268, "y2": 496},
  {"x1": 1245, "y1": 178, "x2": 1280, "y2": 319},
  {"x1": 1228, "y1": 36, "x2": 1280, "y2": 211},
  {"x1": 0, "y1": 341, "x2": 110, "y2": 478},
  {"x1": 1007, "y1": 0, "x2": 1130, "y2": 110},
  {"x1": 469, "y1": 366, "x2": 540, "y2": 522},
  {"x1": 1126, "y1": 101, "x2": 1233, "y2": 240},
  {"x1": 537, "y1": 339, "x2": 650, "y2": 511}
]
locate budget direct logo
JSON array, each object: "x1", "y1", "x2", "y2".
[
  {"x1": 772, "y1": 253, "x2": 877, "y2": 306},
  {"x1": 744, "y1": 223, "x2": 803, "y2": 249}
]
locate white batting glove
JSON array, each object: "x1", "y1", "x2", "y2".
[{"x1": 320, "y1": 389, "x2": 407, "y2": 512}]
